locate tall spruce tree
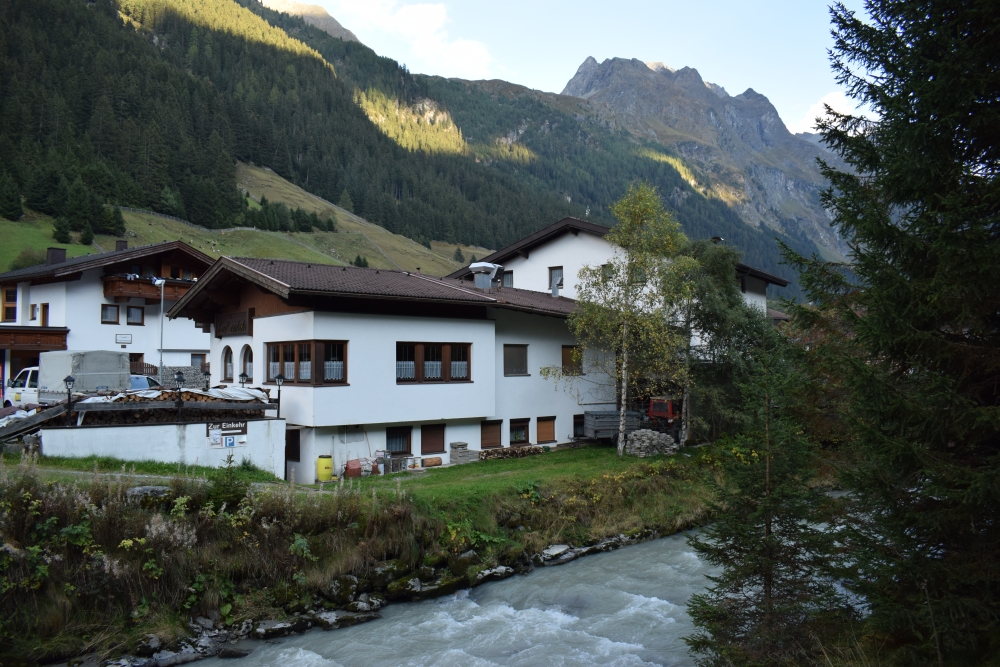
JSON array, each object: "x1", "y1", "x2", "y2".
[
  {"x1": 685, "y1": 313, "x2": 848, "y2": 666},
  {"x1": 789, "y1": 0, "x2": 1000, "y2": 661},
  {"x1": 0, "y1": 172, "x2": 23, "y2": 220}
]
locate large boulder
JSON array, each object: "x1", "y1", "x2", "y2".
[{"x1": 320, "y1": 574, "x2": 358, "y2": 606}]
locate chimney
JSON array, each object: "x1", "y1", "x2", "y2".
[
  {"x1": 115, "y1": 240, "x2": 128, "y2": 251},
  {"x1": 469, "y1": 261, "x2": 502, "y2": 289},
  {"x1": 46, "y1": 247, "x2": 66, "y2": 265}
]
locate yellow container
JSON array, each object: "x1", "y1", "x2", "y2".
[{"x1": 316, "y1": 455, "x2": 334, "y2": 482}]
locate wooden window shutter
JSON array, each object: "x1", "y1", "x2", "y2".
[
  {"x1": 537, "y1": 416, "x2": 556, "y2": 443},
  {"x1": 421, "y1": 424, "x2": 446, "y2": 454},
  {"x1": 481, "y1": 420, "x2": 502, "y2": 449}
]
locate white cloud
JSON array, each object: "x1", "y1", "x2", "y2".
[
  {"x1": 319, "y1": 1, "x2": 493, "y2": 80},
  {"x1": 785, "y1": 91, "x2": 859, "y2": 135}
]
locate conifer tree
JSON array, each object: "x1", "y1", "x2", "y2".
[
  {"x1": 685, "y1": 313, "x2": 848, "y2": 666},
  {"x1": 0, "y1": 172, "x2": 23, "y2": 220},
  {"x1": 65, "y1": 178, "x2": 92, "y2": 232},
  {"x1": 470, "y1": 255, "x2": 477, "y2": 263},
  {"x1": 453, "y1": 247, "x2": 465, "y2": 263},
  {"x1": 787, "y1": 0, "x2": 1000, "y2": 660},
  {"x1": 80, "y1": 222, "x2": 94, "y2": 246},
  {"x1": 338, "y1": 189, "x2": 353, "y2": 213},
  {"x1": 104, "y1": 207, "x2": 126, "y2": 237},
  {"x1": 52, "y1": 217, "x2": 71, "y2": 244}
]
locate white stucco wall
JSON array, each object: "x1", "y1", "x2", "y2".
[
  {"x1": 40, "y1": 418, "x2": 285, "y2": 475},
  {"x1": 742, "y1": 275, "x2": 768, "y2": 312},
  {"x1": 500, "y1": 232, "x2": 619, "y2": 300},
  {"x1": 491, "y1": 308, "x2": 615, "y2": 446},
  {"x1": 5, "y1": 269, "x2": 209, "y2": 366},
  {"x1": 217, "y1": 310, "x2": 497, "y2": 427}
]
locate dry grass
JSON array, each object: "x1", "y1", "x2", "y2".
[{"x1": 0, "y1": 446, "x2": 716, "y2": 661}]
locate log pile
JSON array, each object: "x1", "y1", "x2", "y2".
[{"x1": 479, "y1": 446, "x2": 544, "y2": 461}]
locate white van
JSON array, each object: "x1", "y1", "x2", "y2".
[{"x1": 3, "y1": 366, "x2": 39, "y2": 408}]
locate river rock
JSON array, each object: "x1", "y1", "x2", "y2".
[
  {"x1": 386, "y1": 576, "x2": 422, "y2": 600},
  {"x1": 311, "y1": 610, "x2": 380, "y2": 631},
  {"x1": 542, "y1": 544, "x2": 570, "y2": 559},
  {"x1": 151, "y1": 643, "x2": 201, "y2": 666},
  {"x1": 252, "y1": 617, "x2": 311, "y2": 640},
  {"x1": 193, "y1": 616, "x2": 214, "y2": 630},
  {"x1": 371, "y1": 559, "x2": 410, "y2": 588},
  {"x1": 448, "y1": 549, "x2": 480, "y2": 576},
  {"x1": 135, "y1": 635, "x2": 162, "y2": 657},
  {"x1": 473, "y1": 565, "x2": 514, "y2": 584},
  {"x1": 217, "y1": 647, "x2": 252, "y2": 658},
  {"x1": 320, "y1": 574, "x2": 358, "y2": 606},
  {"x1": 345, "y1": 592, "x2": 385, "y2": 612}
]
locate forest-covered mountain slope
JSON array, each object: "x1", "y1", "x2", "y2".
[{"x1": 0, "y1": 0, "x2": 815, "y2": 286}]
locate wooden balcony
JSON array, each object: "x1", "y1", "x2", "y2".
[
  {"x1": 103, "y1": 275, "x2": 193, "y2": 303},
  {"x1": 0, "y1": 326, "x2": 69, "y2": 351}
]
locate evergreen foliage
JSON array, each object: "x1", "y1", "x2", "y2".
[
  {"x1": 685, "y1": 314, "x2": 848, "y2": 666},
  {"x1": 0, "y1": 172, "x2": 23, "y2": 220},
  {"x1": 104, "y1": 207, "x2": 126, "y2": 237},
  {"x1": 9, "y1": 248, "x2": 46, "y2": 271},
  {"x1": 784, "y1": 0, "x2": 1000, "y2": 661},
  {"x1": 453, "y1": 247, "x2": 465, "y2": 263},
  {"x1": 469, "y1": 254, "x2": 477, "y2": 263},
  {"x1": 52, "y1": 217, "x2": 71, "y2": 243},
  {"x1": 80, "y1": 222, "x2": 94, "y2": 246},
  {"x1": 338, "y1": 189, "x2": 353, "y2": 213},
  {"x1": 352, "y1": 255, "x2": 368, "y2": 268}
]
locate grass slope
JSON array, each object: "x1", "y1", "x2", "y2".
[
  {"x1": 236, "y1": 163, "x2": 490, "y2": 274},
  {"x1": 0, "y1": 211, "x2": 97, "y2": 271}
]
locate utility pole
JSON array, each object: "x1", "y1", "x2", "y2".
[{"x1": 153, "y1": 278, "x2": 166, "y2": 384}]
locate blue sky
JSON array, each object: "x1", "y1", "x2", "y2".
[{"x1": 317, "y1": 0, "x2": 867, "y2": 134}]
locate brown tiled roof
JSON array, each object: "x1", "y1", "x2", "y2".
[
  {"x1": 0, "y1": 241, "x2": 213, "y2": 282},
  {"x1": 446, "y1": 216, "x2": 790, "y2": 288},
  {"x1": 170, "y1": 257, "x2": 578, "y2": 318}
]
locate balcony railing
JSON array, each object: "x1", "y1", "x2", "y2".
[
  {"x1": 103, "y1": 275, "x2": 193, "y2": 302},
  {"x1": 130, "y1": 361, "x2": 158, "y2": 376}
]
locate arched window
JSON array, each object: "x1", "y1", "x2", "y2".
[
  {"x1": 222, "y1": 346, "x2": 233, "y2": 382},
  {"x1": 242, "y1": 346, "x2": 254, "y2": 383}
]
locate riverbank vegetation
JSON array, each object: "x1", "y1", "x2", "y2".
[{"x1": 0, "y1": 445, "x2": 717, "y2": 662}]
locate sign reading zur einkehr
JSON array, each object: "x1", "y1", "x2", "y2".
[{"x1": 207, "y1": 421, "x2": 248, "y2": 448}]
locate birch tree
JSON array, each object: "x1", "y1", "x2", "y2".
[{"x1": 567, "y1": 183, "x2": 694, "y2": 455}]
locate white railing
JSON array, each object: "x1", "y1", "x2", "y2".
[
  {"x1": 299, "y1": 361, "x2": 312, "y2": 381},
  {"x1": 451, "y1": 361, "x2": 468, "y2": 379},
  {"x1": 396, "y1": 361, "x2": 415, "y2": 379},
  {"x1": 424, "y1": 360, "x2": 442, "y2": 379},
  {"x1": 324, "y1": 360, "x2": 344, "y2": 381}
]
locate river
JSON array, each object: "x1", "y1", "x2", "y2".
[{"x1": 199, "y1": 531, "x2": 713, "y2": 667}]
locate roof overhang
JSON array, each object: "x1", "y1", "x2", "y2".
[{"x1": 0, "y1": 241, "x2": 214, "y2": 284}]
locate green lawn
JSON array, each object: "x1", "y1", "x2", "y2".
[
  {"x1": 0, "y1": 211, "x2": 94, "y2": 271},
  {"x1": 3, "y1": 451, "x2": 280, "y2": 483}
]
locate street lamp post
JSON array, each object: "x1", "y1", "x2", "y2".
[
  {"x1": 204, "y1": 368, "x2": 212, "y2": 390},
  {"x1": 174, "y1": 371, "x2": 184, "y2": 422},
  {"x1": 153, "y1": 278, "x2": 166, "y2": 385},
  {"x1": 238, "y1": 372, "x2": 248, "y2": 388},
  {"x1": 64, "y1": 375, "x2": 75, "y2": 427},
  {"x1": 274, "y1": 374, "x2": 285, "y2": 419}
]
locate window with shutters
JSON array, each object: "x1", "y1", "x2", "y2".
[
  {"x1": 481, "y1": 420, "x2": 502, "y2": 449},
  {"x1": 503, "y1": 344, "x2": 528, "y2": 376},
  {"x1": 386, "y1": 426, "x2": 412, "y2": 455},
  {"x1": 537, "y1": 416, "x2": 556, "y2": 443},
  {"x1": 2, "y1": 287, "x2": 16, "y2": 322},
  {"x1": 562, "y1": 345, "x2": 582, "y2": 375},
  {"x1": 510, "y1": 418, "x2": 530, "y2": 446},
  {"x1": 264, "y1": 340, "x2": 348, "y2": 384},
  {"x1": 396, "y1": 342, "x2": 471, "y2": 383},
  {"x1": 421, "y1": 424, "x2": 446, "y2": 454}
]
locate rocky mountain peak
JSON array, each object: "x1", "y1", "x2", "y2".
[
  {"x1": 259, "y1": 0, "x2": 360, "y2": 42},
  {"x1": 558, "y1": 56, "x2": 848, "y2": 260}
]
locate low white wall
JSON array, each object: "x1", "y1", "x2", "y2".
[{"x1": 40, "y1": 418, "x2": 285, "y2": 476}]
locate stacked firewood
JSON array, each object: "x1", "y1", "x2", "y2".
[
  {"x1": 72, "y1": 391, "x2": 267, "y2": 426},
  {"x1": 479, "y1": 446, "x2": 544, "y2": 461}
]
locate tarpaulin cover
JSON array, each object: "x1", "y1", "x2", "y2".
[{"x1": 77, "y1": 387, "x2": 270, "y2": 404}]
